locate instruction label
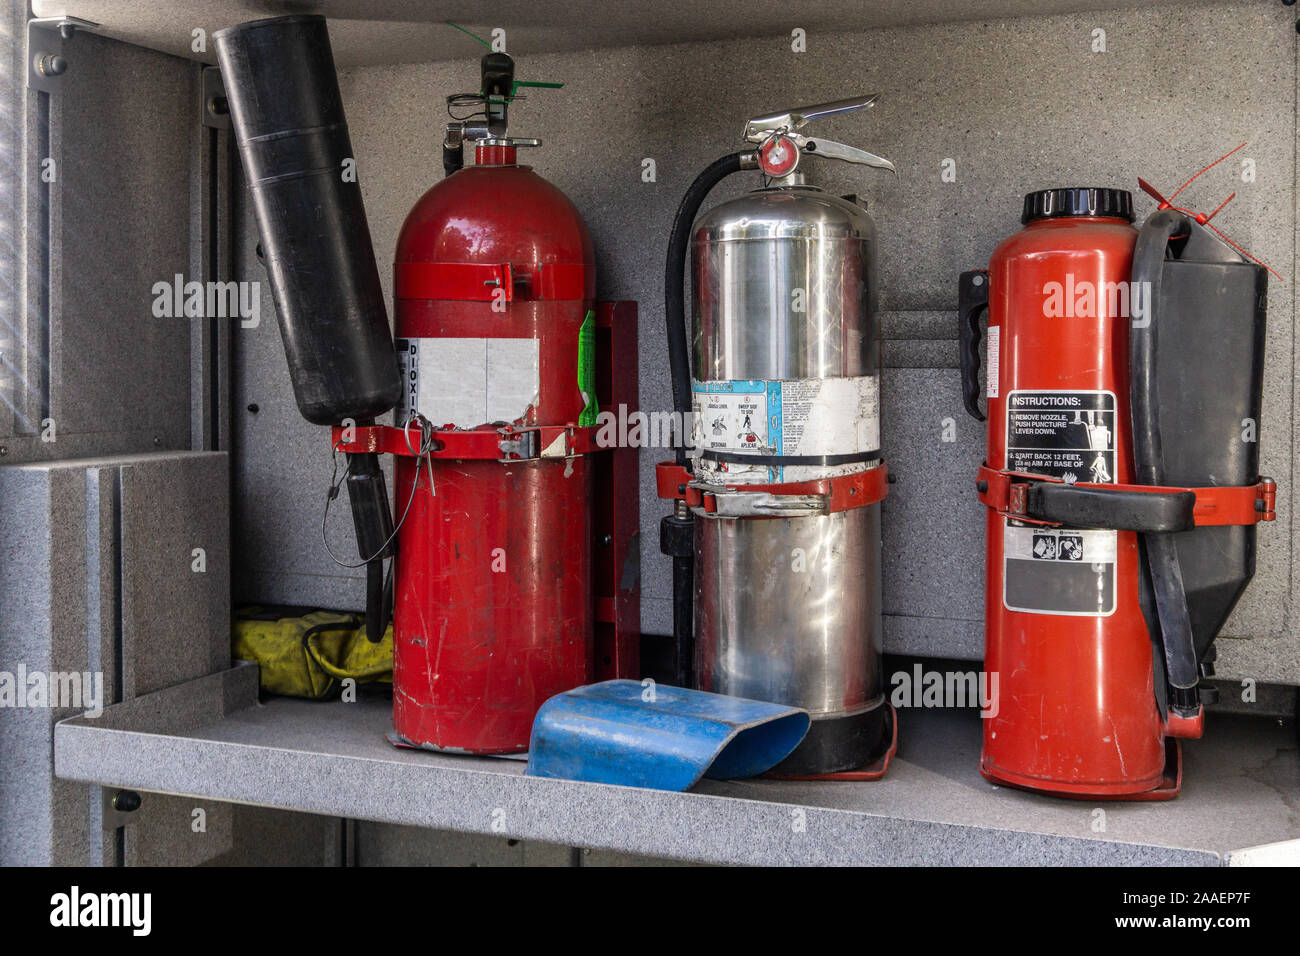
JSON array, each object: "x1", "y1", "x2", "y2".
[
  {"x1": 691, "y1": 376, "x2": 879, "y2": 483},
  {"x1": 1003, "y1": 389, "x2": 1117, "y2": 616}
]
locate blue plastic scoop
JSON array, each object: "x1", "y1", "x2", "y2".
[{"x1": 526, "y1": 679, "x2": 810, "y2": 791}]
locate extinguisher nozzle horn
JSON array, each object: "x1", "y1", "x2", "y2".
[{"x1": 215, "y1": 15, "x2": 401, "y2": 427}]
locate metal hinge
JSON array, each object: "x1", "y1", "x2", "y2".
[{"x1": 25, "y1": 16, "x2": 99, "y2": 93}]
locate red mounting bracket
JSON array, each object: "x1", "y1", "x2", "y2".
[
  {"x1": 332, "y1": 422, "x2": 601, "y2": 462},
  {"x1": 976, "y1": 464, "x2": 1276, "y2": 528},
  {"x1": 1165, "y1": 704, "x2": 1205, "y2": 741},
  {"x1": 656, "y1": 460, "x2": 888, "y2": 517}
]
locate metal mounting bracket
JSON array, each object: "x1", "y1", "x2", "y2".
[
  {"x1": 25, "y1": 16, "x2": 99, "y2": 93},
  {"x1": 101, "y1": 788, "x2": 146, "y2": 831},
  {"x1": 201, "y1": 66, "x2": 230, "y2": 129}
]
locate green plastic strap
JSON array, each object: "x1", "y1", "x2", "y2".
[
  {"x1": 512, "y1": 80, "x2": 564, "y2": 97},
  {"x1": 578, "y1": 310, "x2": 598, "y2": 427}
]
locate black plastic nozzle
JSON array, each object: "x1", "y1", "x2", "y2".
[{"x1": 481, "y1": 52, "x2": 515, "y2": 99}]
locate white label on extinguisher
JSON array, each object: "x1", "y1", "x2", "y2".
[
  {"x1": 985, "y1": 325, "x2": 1000, "y2": 399},
  {"x1": 1003, "y1": 389, "x2": 1118, "y2": 616},
  {"x1": 1003, "y1": 527, "x2": 1117, "y2": 563},
  {"x1": 690, "y1": 375, "x2": 880, "y2": 484},
  {"x1": 395, "y1": 337, "x2": 539, "y2": 428}
]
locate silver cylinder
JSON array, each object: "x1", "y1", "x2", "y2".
[
  {"x1": 695, "y1": 505, "x2": 883, "y2": 716},
  {"x1": 690, "y1": 185, "x2": 885, "y2": 772},
  {"x1": 693, "y1": 186, "x2": 878, "y2": 382}
]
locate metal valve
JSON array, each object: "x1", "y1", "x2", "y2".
[
  {"x1": 444, "y1": 51, "x2": 561, "y2": 163},
  {"x1": 743, "y1": 95, "x2": 896, "y2": 179}
]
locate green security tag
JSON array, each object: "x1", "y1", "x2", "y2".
[{"x1": 577, "y1": 310, "x2": 598, "y2": 427}]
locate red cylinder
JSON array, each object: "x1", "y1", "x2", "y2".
[
  {"x1": 390, "y1": 144, "x2": 596, "y2": 753},
  {"x1": 980, "y1": 202, "x2": 1167, "y2": 795}
]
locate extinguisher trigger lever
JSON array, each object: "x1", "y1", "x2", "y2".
[
  {"x1": 958, "y1": 269, "x2": 989, "y2": 422},
  {"x1": 744, "y1": 95, "x2": 895, "y2": 176}
]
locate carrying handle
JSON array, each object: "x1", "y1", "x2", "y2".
[
  {"x1": 1027, "y1": 483, "x2": 1196, "y2": 532},
  {"x1": 744, "y1": 95, "x2": 879, "y2": 141},
  {"x1": 958, "y1": 269, "x2": 989, "y2": 421}
]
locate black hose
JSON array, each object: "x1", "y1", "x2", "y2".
[
  {"x1": 661, "y1": 151, "x2": 751, "y2": 690},
  {"x1": 1130, "y1": 210, "x2": 1180, "y2": 487},
  {"x1": 665, "y1": 152, "x2": 750, "y2": 466},
  {"x1": 1131, "y1": 209, "x2": 1200, "y2": 712},
  {"x1": 660, "y1": 509, "x2": 696, "y2": 689},
  {"x1": 218, "y1": 15, "x2": 401, "y2": 644},
  {"x1": 365, "y1": 559, "x2": 387, "y2": 644}
]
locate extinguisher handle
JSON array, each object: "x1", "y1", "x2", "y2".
[
  {"x1": 1026, "y1": 482, "x2": 1195, "y2": 532},
  {"x1": 958, "y1": 269, "x2": 989, "y2": 422}
]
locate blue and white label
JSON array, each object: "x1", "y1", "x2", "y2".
[
  {"x1": 691, "y1": 375, "x2": 879, "y2": 484},
  {"x1": 695, "y1": 380, "x2": 782, "y2": 455}
]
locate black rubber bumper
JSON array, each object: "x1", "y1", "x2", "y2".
[{"x1": 771, "y1": 701, "x2": 891, "y2": 775}]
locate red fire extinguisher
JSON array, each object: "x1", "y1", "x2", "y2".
[
  {"x1": 960, "y1": 186, "x2": 1277, "y2": 798},
  {"x1": 377, "y1": 53, "x2": 603, "y2": 754},
  {"x1": 221, "y1": 17, "x2": 637, "y2": 756}
]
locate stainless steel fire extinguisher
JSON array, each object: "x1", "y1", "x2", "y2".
[{"x1": 658, "y1": 97, "x2": 897, "y2": 774}]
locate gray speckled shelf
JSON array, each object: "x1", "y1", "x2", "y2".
[{"x1": 54, "y1": 664, "x2": 1300, "y2": 866}]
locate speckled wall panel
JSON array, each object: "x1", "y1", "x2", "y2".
[
  {"x1": 354, "y1": 822, "x2": 575, "y2": 866},
  {"x1": 118, "y1": 453, "x2": 231, "y2": 696},
  {"x1": 228, "y1": 2, "x2": 1297, "y2": 681},
  {"x1": 229, "y1": 210, "x2": 373, "y2": 611},
  {"x1": 0, "y1": 465, "x2": 99, "y2": 864},
  {"x1": 204, "y1": 806, "x2": 343, "y2": 866},
  {"x1": 0, "y1": 452, "x2": 230, "y2": 864},
  {"x1": 126, "y1": 795, "x2": 233, "y2": 866},
  {"x1": 4, "y1": 29, "x2": 317, "y2": 866},
  {"x1": 4, "y1": 33, "x2": 196, "y2": 465}
]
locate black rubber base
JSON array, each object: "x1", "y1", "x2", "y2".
[{"x1": 770, "y1": 702, "x2": 891, "y2": 775}]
